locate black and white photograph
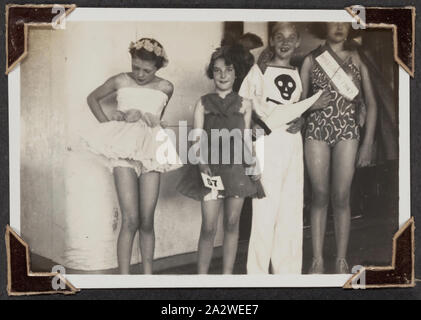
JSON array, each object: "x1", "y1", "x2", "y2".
[{"x1": 8, "y1": 8, "x2": 410, "y2": 289}]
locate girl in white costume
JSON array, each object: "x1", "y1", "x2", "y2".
[
  {"x1": 85, "y1": 38, "x2": 181, "y2": 274},
  {"x1": 240, "y1": 23, "x2": 331, "y2": 274}
]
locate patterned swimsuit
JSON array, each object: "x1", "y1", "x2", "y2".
[{"x1": 305, "y1": 51, "x2": 362, "y2": 147}]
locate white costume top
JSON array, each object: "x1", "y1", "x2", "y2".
[{"x1": 240, "y1": 64, "x2": 321, "y2": 130}]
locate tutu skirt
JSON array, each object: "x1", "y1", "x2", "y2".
[{"x1": 84, "y1": 119, "x2": 182, "y2": 175}]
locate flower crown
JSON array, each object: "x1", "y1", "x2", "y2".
[{"x1": 129, "y1": 38, "x2": 169, "y2": 67}]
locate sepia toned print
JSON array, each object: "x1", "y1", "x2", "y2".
[{"x1": 8, "y1": 7, "x2": 411, "y2": 289}]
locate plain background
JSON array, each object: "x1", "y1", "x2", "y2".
[
  {"x1": 0, "y1": 0, "x2": 420, "y2": 300},
  {"x1": 19, "y1": 21, "x2": 226, "y2": 271}
]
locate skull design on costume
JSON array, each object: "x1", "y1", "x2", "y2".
[{"x1": 274, "y1": 74, "x2": 296, "y2": 101}]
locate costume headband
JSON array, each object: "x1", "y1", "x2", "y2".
[{"x1": 129, "y1": 38, "x2": 169, "y2": 67}]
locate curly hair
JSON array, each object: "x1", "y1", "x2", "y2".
[
  {"x1": 206, "y1": 44, "x2": 254, "y2": 92},
  {"x1": 129, "y1": 38, "x2": 166, "y2": 70}
]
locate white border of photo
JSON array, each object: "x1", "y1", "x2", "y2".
[{"x1": 8, "y1": 7, "x2": 411, "y2": 289}]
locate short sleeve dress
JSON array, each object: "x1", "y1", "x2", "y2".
[{"x1": 177, "y1": 91, "x2": 265, "y2": 201}]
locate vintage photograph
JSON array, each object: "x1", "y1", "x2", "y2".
[{"x1": 11, "y1": 8, "x2": 406, "y2": 287}]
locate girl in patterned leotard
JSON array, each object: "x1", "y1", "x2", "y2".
[
  {"x1": 305, "y1": 49, "x2": 363, "y2": 147},
  {"x1": 301, "y1": 23, "x2": 378, "y2": 274}
]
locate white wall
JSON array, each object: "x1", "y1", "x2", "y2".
[
  {"x1": 21, "y1": 22, "x2": 225, "y2": 271},
  {"x1": 21, "y1": 29, "x2": 67, "y2": 263}
]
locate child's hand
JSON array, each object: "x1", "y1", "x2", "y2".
[
  {"x1": 357, "y1": 143, "x2": 373, "y2": 168},
  {"x1": 199, "y1": 164, "x2": 212, "y2": 176},
  {"x1": 311, "y1": 90, "x2": 333, "y2": 111},
  {"x1": 286, "y1": 117, "x2": 305, "y2": 134},
  {"x1": 125, "y1": 109, "x2": 143, "y2": 123},
  {"x1": 250, "y1": 173, "x2": 261, "y2": 181},
  {"x1": 252, "y1": 122, "x2": 266, "y2": 140},
  {"x1": 252, "y1": 122, "x2": 263, "y2": 132},
  {"x1": 142, "y1": 113, "x2": 162, "y2": 127},
  {"x1": 160, "y1": 120, "x2": 169, "y2": 129},
  {"x1": 109, "y1": 110, "x2": 126, "y2": 121},
  {"x1": 358, "y1": 103, "x2": 367, "y2": 128}
]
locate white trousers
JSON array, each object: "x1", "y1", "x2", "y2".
[{"x1": 247, "y1": 128, "x2": 304, "y2": 274}]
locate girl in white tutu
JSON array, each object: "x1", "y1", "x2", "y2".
[{"x1": 85, "y1": 38, "x2": 180, "y2": 274}]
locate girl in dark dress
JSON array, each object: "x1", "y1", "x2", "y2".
[{"x1": 178, "y1": 46, "x2": 263, "y2": 274}]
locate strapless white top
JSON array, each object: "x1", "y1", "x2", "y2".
[
  {"x1": 84, "y1": 85, "x2": 181, "y2": 175},
  {"x1": 116, "y1": 87, "x2": 168, "y2": 115}
]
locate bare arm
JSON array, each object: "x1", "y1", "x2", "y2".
[
  {"x1": 300, "y1": 55, "x2": 332, "y2": 112},
  {"x1": 357, "y1": 57, "x2": 378, "y2": 167},
  {"x1": 159, "y1": 80, "x2": 175, "y2": 120},
  {"x1": 360, "y1": 60, "x2": 377, "y2": 146},
  {"x1": 192, "y1": 99, "x2": 211, "y2": 174},
  {"x1": 300, "y1": 55, "x2": 313, "y2": 100},
  {"x1": 193, "y1": 99, "x2": 205, "y2": 130},
  {"x1": 87, "y1": 74, "x2": 123, "y2": 123},
  {"x1": 242, "y1": 99, "x2": 261, "y2": 180},
  {"x1": 242, "y1": 99, "x2": 252, "y2": 130},
  {"x1": 287, "y1": 57, "x2": 315, "y2": 134}
]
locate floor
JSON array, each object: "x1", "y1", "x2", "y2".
[
  {"x1": 31, "y1": 210, "x2": 396, "y2": 275},
  {"x1": 31, "y1": 161, "x2": 399, "y2": 275},
  {"x1": 157, "y1": 213, "x2": 397, "y2": 275},
  {"x1": 158, "y1": 162, "x2": 399, "y2": 275}
]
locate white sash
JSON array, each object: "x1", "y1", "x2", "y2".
[{"x1": 315, "y1": 50, "x2": 359, "y2": 101}]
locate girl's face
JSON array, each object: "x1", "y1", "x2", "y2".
[
  {"x1": 326, "y1": 23, "x2": 351, "y2": 44},
  {"x1": 131, "y1": 57, "x2": 158, "y2": 85},
  {"x1": 213, "y1": 58, "x2": 236, "y2": 92},
  {"x1": 270, "y1": 25, "x2": 300, "y2": 60}
]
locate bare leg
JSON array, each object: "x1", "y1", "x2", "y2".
[
  {"x1": 114, "y1": 167, "x2": 140, "y2": 275},
  {"x1": 198, "y1": 199, "x2": 223, "y2": 274},
  {"x1": 138, "y1": 171, "x2": 161, "y2": 275},
  {"x1": 331, "y1": 140, "x2": 359, "y2": 273},
  {"x1": 304, "y1": 140, "x2": 331, "y2": 273},
  {"x1": 222, "y1": 197, "x2": 245, "y2": 274}
]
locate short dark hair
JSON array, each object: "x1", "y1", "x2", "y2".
[
  {"x1": 129, "y1": 38, "x2": 166, "y2": 70},
  {"x1": 206, "y1": 45, "x2": 252, "y2": 92}
]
